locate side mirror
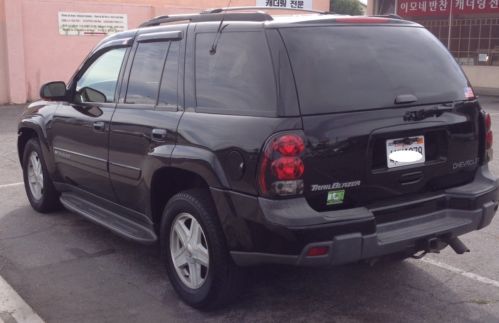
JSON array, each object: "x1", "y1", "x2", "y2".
[
  {"x1": 40, "y1": 81, "x2": 67, "y2": 101},
  {"x1": 79, "y1": 87, "x2": 107, "y2": 103}
]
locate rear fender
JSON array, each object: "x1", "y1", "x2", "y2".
[{"x1": 169, "y1": 145, "x2": 230, "y2": 189}]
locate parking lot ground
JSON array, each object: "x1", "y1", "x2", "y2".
[{"x1": 1, "y1": 99, "x2": 499, "y2": 322}]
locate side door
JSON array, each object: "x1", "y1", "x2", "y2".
[
  {"x1": 51, "y1": 45, "x2": 130, "y2": 201},
  {"x1": 108, "y1": 26, "x2": 186, "y2": 213}
]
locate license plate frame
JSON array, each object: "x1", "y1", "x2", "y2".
[{"x1": 386, "y1": 135, "x2": 425, "y2": 169}]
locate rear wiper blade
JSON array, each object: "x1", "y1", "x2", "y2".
[{"x1": 395, "y1": 94, "x2": 418, "y2": 104}]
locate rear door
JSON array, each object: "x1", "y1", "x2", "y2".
[
  {"x1": 108, "y1": 26, "x2": 185, "y2": 213},
  {"x1": 280, "y1": 25, "x2": 481, "y2": 211}
]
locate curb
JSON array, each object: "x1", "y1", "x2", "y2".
[{"x1": 0, "y1": 276, "x2": 44, "y2": 323}]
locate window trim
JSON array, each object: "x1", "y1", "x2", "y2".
[{"x1": 137, "y1": 30, "x2": 183, "y2": 43}]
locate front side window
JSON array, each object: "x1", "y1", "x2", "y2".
[
  {"x1": 76, "y1": 48, "x2": 127, "y2": 103},
  {"x1": 195, "y1": 31, "x2": 277, "y2": 114}
]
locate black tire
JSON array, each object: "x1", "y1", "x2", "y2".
[
  {"x1": 22, "y1": 138, "x2": 61, "y2": 213},
  {"x1": 160, "y1": 189, "x2": 245, "y2": 309}
]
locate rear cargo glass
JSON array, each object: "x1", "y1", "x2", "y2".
[{"x1": 280, "y1": 26, "x2": 468, "y2": 114}]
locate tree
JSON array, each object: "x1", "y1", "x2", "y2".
[{"x1": 330, "y1": 0, "x2": 364, "y2": 16}]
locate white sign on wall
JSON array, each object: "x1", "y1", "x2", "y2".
[
  {"x1": 256, "y1": 0, "x2": 313, "y2": 10},
  {"x1": 58, "y1": 12, "x2": 128, "y2": 36}
]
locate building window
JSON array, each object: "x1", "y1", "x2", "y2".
[{"x1": 411, "y1": 18, "x2": 499, "y2": 66}]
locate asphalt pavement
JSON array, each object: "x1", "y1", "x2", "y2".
[{"x1": 1, "y1": 97, "x2": 499, "y2": 323}]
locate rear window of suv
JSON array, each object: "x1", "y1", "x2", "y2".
[{"x1": 280, "y1": 26, "x2": 469, "y2": 115}]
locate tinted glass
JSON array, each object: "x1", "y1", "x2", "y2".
[
  {"x1": 76, "y1": 48, "x2": 126, "y2": 103},
  {"x1": 280, "y1": 26, "x2": 469, "y2": 114},
  {"x1": 158, "y1": 41, "x2": 179, "y2": 107},
  {"x1": 195, "y1": 32, "x2": 276, "y2": 114},
  {"x1": 126, "y1": 42, "x2": 169, "y2": 105}
]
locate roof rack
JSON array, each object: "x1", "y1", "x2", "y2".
[
  {"x1": 139, "y1": 12, "x2": 273, "y2": 28},
  {"x1": 202, "y1": 6, "x2": 328, "y2": 14},
  {"x1": 371, "y1": 14, "x2": 403, "y2": 20},
  {"x1": 139, "y1": 6, "x2": 334, "y2": 28}
]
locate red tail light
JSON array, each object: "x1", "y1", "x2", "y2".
[
  {"x1": 259, "y1": 133, "x2": 305, "y2": 197},
  {"x1": 485, "y1": 113, "x2": 492, "y2": 132},
  {"x1": 484, "y1": 112, "x2": 493, "y2": 162},
  {"x1": 272, "y1": 157, "x2": 304, "y2": 180},
  {"x1": 306, "y1": 246, "x2": 329, "y2": 257},
  {"x1": 273, "y1": 135, "x2": 305, "y2": 156},
  {"x1": 486, "y1": 131, "x2": 493, "y2": 150}
]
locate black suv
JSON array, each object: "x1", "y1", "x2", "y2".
[{"x1": 18, "y1": 8, "x2": 499, "y2": 309}]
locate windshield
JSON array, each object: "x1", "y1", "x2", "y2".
[{"x1": 280, "y1": 26, "x2": 469, "y2": 114}]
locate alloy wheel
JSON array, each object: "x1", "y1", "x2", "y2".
[
  {"x1": 27, "y1": 151, "x2": 44, "y2": 200},
  {"x1": 170, "y1": 212, "x2": 210, "y2": 289}
]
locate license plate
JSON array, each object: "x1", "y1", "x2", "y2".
[{"x1": 386, "y1": 136, "x2": 425, "y2": 168}]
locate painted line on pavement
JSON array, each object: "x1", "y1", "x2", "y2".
[
  {"x1": 0, "y1": 275, "x2": 44, "y2": 323},
  {"x1": 0, "y1": 183, "x2": 23, "y2": 189},
  {"x1": 421, "y1": 257, "x2": 499, "y2": 289}
]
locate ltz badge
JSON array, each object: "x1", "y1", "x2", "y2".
[{"x1": 327, "y1": 190, "x2": 345, "y2": 205}]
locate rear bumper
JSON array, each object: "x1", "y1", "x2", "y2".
[
  {"x1": 212, "y1": 166, "x2": 499, "y2": 267},
  {"x1": 231, "y1": 200, "x2": 497, "y2": 266}
]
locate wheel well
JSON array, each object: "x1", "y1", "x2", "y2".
[
  {"x1": 18, "y1": 128, "x2": 38, "y2": 162},
  {"x1": 150, "y1": 168, "x2": 209, "y2": 233}
]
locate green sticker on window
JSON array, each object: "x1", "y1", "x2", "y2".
[{"x1": 327, "y1": 190, "x2": 345, "y2": 205}]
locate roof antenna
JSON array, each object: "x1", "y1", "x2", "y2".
[{"x1": 209, "y1": 0, "x2": 232, "y2": 55}]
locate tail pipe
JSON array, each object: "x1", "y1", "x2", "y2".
[{"x1": 445, "y1": 237, "x2": 470, "y2": 255}]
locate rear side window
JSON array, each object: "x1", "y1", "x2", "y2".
[
  {"x1": 195, "y1": 31, "x2": 276, "y2": 115},
  {"x1": 126, "y1": 42, "x2": 169, "y2": 105},
  {"x1": 280, "y1": 26, "x2": 469, "y2": 114}
]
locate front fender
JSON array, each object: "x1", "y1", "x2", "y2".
[{"x1": 17, "y1": 101, "x2": 58, "y2": 176}]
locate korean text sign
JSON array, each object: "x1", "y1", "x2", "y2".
[
  {"x1": 398, "y1": 0, "x2": 498, "y2": 17},
  {"x1": 256, "y1": 0, "x2": 313, "y2": 10}
]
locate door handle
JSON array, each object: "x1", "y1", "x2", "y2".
[
  {"x1": 151, "y1": 128, "x2": 167, "y2": 141},
  {"x1": 93, "y1": 121, "x2": 105, "y2": 131}
]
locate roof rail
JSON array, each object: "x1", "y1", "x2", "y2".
[
  {"x1": 139, "y1": 12, "x2": 273, "y2": 28},
  {"x1": 371, "y1": 14, "x2": 403, "y2": 19},
  {"x1": 202, "y1": 6, "x2": 328, "y2": 14},
  {"x1": 139, "y1": 14, "x2": 193, "y2": 27}
]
